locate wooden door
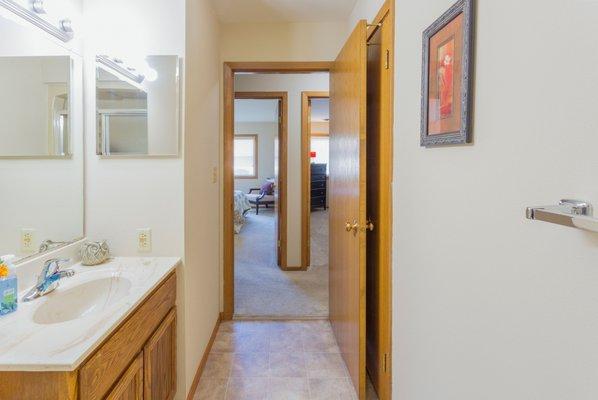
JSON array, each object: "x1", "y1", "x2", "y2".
[
  {"x1": 329, "y1": 20, "x2": 368, "y2": 400},
  {"x1": 366, "y1": 6, "x2": 393, "y2": 400},
  {"x1": 144, "y1": 309, "x2": 176, "y2": 400},
  {"x1": 106, "y1": 353, "x2": 144, "y2": 400}
]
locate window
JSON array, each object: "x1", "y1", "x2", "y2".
[
  {"x1": 310, "y1": 136, "x2": 329, "y2": 174},
  {"x1": 234, "y1": 134, "x2": 258, "y2": 178}
]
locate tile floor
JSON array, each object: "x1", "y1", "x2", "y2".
[{"x1": 194, "y1": 320, "x2": 379, "y2": 400}]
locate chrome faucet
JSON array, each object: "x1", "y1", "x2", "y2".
[{"x1": 22, "y1": 258, "x2": 75, "y2": 302}]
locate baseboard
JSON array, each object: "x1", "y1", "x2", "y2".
[
  {"x1": 279, "y1": 265, "x2": 308, "y2": 271},
  {"x1": 233, "y1": 315, "x2": 329, "y2": 321},
  {"x1": 186, "y1": 313, "x2": 222, "y2": 400}
]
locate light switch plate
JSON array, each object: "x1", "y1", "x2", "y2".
[
  {"x1": 21, "y1": 228, "x2": 36, "y2": 254},
  {"x1": 137, "y1": 228, "x2": 152, "y2": 253}
]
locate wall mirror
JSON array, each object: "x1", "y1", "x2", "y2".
[
  {"x1": 0, "y1": 55, "x2": 72, "y2": 157},
  {"x1": 0, "y1": 11, "x2": 84, "y2": 263},
  {"x1": 96, "y1": 55, "x2": 180, "y2": 156}
]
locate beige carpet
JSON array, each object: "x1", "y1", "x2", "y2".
[{"x1": 234, "y1": 208, "x2": 329, "y2": 318}]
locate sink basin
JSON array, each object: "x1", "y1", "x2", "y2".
[{"x1": 33, "y1": 277, "x2": 132, "y2": 325}]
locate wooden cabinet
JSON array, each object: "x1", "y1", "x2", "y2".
[
  {"x1": 106, "y1": 353, "x2": 144, "y2": 400},
  {"x1": 144, "y1": 309, "x2": 176, "y2": 400},
  {"x1": 310, "y1": 163, "x2": 327, "y2": 210},
  {"x1": 0, "y1": 272, "x2": 176, "y2": 400}
]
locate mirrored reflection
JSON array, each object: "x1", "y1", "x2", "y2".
[
  {"x1": 0, "y1": 12, "x2": 83, "y2": 264},
  {"x1": 0, "y1": 56, "x2": 71, "y2": 157},
  {"x1": 96, "y1": 55, "x2": 179, "y2": 156}
]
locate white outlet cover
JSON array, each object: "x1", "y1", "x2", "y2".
[
  {"x1": 137, "y1": 228, "x2": 152, "y2": 253},
  {"x1": 21, "y1": 228, "x2": 37, "y2": 254}
]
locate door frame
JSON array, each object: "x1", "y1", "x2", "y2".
[
  {"x1": 301, "y1": 91, "x2": 330, "y2": 269},
  {"x1": 223, "y1": 62, "x2": 332, "y2": 320},
  {"x1": 365, "y1": 1, "x2": 395, "y2": 399}
]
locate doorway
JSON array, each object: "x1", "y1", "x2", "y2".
[
  {"x1": 301, "y1": 92, "x2": 330, "y2": 270},
  {"x1": 225, "y1": 67, "x2": 334, "y2": 319}
]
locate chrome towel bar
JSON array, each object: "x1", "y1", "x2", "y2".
[{"x1": 526, "y1": 199, "x2": 598, "y2": 233}]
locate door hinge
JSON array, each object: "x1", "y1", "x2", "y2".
[
  {"x1": 385, "y1": 49, "x2": 390, "y2": 70},
  {"x1": 383, "y1": 353, "x2": 389, "y2": 373},
  {"x1": 277, "y1": 240, "x2": 281, "y2": 247}
]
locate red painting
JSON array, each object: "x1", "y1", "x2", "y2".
[
  {"x1": 427, "y1": 13, "x2": 464, "y2": 136},
  {"x1": 437, "y1": 38, "x2": 455, "y2": 119},
  {"x1": 421, "y1": 0, "x2": 473, "y2": 146}
]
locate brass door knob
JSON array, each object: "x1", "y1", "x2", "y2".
[
  {"x1": 345, "y1": 222, "x2": 352, "y2": 232},
  {"x1": 346, "y1": 221, "x2": 359, "y2": 234}
]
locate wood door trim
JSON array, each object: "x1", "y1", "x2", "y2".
[
  {"x1": 225, "y1": 62, "x2": 332, "y2": 73},
  {"x1": 365, "y1": 1, "x2": 395, "y2": 399},
  {"x1": 224, "y1": 68, "x2": 302, "y2": 319},
  {"x1": 301, "y1": 91, "x2": 329, "y2": 269},
  {"x1": 367, "y1": 0, "x2": 391, "y2": 41}
]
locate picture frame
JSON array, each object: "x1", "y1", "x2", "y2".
[{"x1": 421, "y1": 0, "x2": 474, "y2": 147}]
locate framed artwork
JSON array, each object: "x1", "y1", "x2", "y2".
[{"x1": 421, "y1": 0, "x2": 474, "y2": 147}]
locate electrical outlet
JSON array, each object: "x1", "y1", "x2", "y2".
[
  {"x1": 137, "y1": 228, "x2": 152, "y2": 253},
  {"x1": 21, "y1": 228, "x2": 36, "y2": 254}
]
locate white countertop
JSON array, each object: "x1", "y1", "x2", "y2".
[{"x1": 0, "y1": 257, "x2": 179, "y2": 371}]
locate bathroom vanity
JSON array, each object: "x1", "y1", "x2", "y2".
[{"x1": 0, "y1": 257, "x2": 179, "y2": 400}]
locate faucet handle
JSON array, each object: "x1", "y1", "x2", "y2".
[{"x1": 41, "y1": 258, "x2": 71, "y2": 278}]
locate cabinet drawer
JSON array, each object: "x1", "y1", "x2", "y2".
[
  {"x1": 311, "y1": 196, "x2": 326, "y2": 207},
  {"x1": 310, "y1": 163, "x2": 326, "y2": 175},
  {"x1": 79, "y1": 273, "x2": 176, "y2": 400},
  {"x1": 311, "y1": 180, "x2": 326, "y2": 190},
  {"x1": 311, "y1": 173, "x2": 327, "y2": 182},
  {"x1": 311, "y1": 188, "x2": 326, "y2": 198}
]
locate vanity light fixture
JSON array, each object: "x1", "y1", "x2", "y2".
[
  {"x1": 31, "y1": 0, "x2": 45, "y2": 13},
  {"x1": 0, "y1": 0, "x2": 74, "y2": 41},
  {"x1": 96, "y1": 55, "x2": 146, "y2": 84}
]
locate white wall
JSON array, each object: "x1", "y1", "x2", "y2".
[
  {"x1": 82, "y1": 0, "x2": 189, "y2": 398},
  {"x1": 234, "y1": 121, "x2": 278, "y2": 194},
  {"x1": 393, "y1": 0, "x2": 598, "y2": 399},
  {"x1": 0, "y1": 10, "x2": 84, "y2": 261},
  {"x1": 235, "y1": 73, "x2": 329, "y2": 267},
  {"x1": 221, "y1": 21, "x2": 347, "y2": 62},
  {"x1": 184, "y1": 0, "x2": 222, "y2": 398}
]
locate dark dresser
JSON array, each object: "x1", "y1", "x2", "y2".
[{"x1": 310, "y1": 163, "x2": 327, "y2": 210}]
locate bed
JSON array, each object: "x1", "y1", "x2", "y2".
[{"x1": 234, "y1": 190, "x2": 252, "y2": 233}]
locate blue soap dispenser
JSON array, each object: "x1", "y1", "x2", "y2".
[{"x1": 0, "y1": 255, "x2": 17, "y2": 316}]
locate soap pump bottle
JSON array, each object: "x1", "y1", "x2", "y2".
[{"x1": 0, "y1": 255, "x2": 17, "y2": 316}]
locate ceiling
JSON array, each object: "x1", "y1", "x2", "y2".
[
  {"x1": 235, "y1": 99, "x2": 279, "y2": 122},
  {"x1": 210, "y1": 0, "x2": 358, "y2": 23}
]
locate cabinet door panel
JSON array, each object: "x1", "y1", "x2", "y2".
[
  {"x1": 106, "y1": 353, "x2": 143, "y2": 400},
  {"x1": 144, "y1": 308, "x2": 176, "y2": 400}
]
